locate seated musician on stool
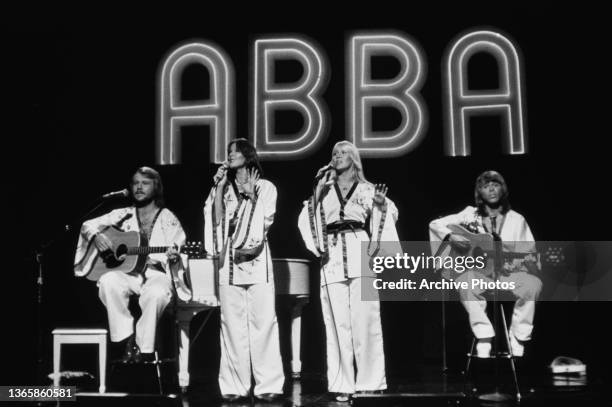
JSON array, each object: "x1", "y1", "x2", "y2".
[
  {"x1": 74, "y1": 167, "x2": 188, "y2": 363},
  {"x1": 429, "y1": 170, "x2": 542, "y2": 358}
]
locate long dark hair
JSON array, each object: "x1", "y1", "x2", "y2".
[
  {"x1": 130, "y1": 166, "x2": 165, "y2": 207},
  {"x1": 474, "y1": 170, "x2": 510, "y2": 216},
  {"x1": 226, "y1": 138, "x2": 264, "y2": 182}
]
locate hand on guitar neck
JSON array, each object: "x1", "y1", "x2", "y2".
[{"x1": 166, "y1": 245, "x2": 181, "y2": 265}]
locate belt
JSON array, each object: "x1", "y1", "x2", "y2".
[
  {"x1": 326, "y1": 221, "x2": 366, "y2": 246},
  {"x1": 326, "y1": 221, "x2": 366, "y2": 234}
]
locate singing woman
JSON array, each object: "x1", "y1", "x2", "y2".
[
  {"x1": 298, "y1": 141, "x2": 400, "y2": 402},
  {"x1": 203, "y1": 138, "x2": 284, "y2": 402}
]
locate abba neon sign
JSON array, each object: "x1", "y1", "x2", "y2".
[{"x1": 157, "y1": 30, "x2": 526, "y2": 164}]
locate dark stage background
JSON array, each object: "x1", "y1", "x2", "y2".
[{"x1": 5, "y1": 3, "x2": 610, "y2": 388}]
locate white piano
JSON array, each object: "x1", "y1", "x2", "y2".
[
  {"x1": 175, "y1": 257, "x2": 311, "y2": 388},
  {"x1": 272, "y1": 258, "x2": 310, "y2": 378}
]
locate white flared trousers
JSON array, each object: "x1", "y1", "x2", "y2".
[
  {"x1": 456, "y1": 270, "x2": 542, "y2": 340},
  {"x1": 98, "y1": 269, "x2": 173, "y2": 352},
  {"x1": 218, "y1": 282, "x2": 285, "y2": 396},
  {"x1": 320, "y1": 277, "x2": 387, "y2": 394}
]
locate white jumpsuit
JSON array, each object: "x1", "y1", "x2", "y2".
[
  {"x1": 298, "y1": 182, "x2": 400, "y2": 393},
  {"x1": 203, "y1": 179, "x2": 284, "y2": 397}
]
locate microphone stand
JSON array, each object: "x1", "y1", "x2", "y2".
[
  {"x1": 34, "y1": 195, "x2": 116, "y2": 387},
  {"x1": 432, "y1": 235, "x2": 451, "y2": 374},
  {"x1": 478, "y1": 233, "x2": 512, "y2": 402}
]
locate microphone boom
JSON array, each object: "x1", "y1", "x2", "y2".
[{"x1": 102, "y1": 189, "x2": 129, "y2": 199}]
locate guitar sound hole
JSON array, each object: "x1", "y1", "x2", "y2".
[
  {"x1": 101, "y1": 248, "x2": 122, "y2": 268},
  {"x1": 115, "y1": 244, "x2": 128, "y2": 260}
]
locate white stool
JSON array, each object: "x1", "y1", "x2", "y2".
[{"x1": 52, "y1": 328, "x2": 107, "y2": 393}]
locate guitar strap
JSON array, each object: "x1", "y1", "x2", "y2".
[
  {"x1": 482, "y1": 214, "x2": 507, "y2": 238},
  {"x1": 136, "y1": 208, "x2": 164, "y2": 276},
  {"x1": 483, "y1": 214, "x2": 509, "y2": 277},
  {"x1": 136, "y1": 208, "x2": 163, "y2": 240}
]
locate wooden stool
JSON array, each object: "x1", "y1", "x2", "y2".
[{"x1": 52, "y1": 328, "x2": 107, "y2": 393}]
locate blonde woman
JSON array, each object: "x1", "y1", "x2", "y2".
[{"x1": 298, "y1": 141, "x2": 400, "y2": 402}]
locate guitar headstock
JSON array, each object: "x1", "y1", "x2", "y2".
[
  {"x1": 181, "y1": 241, "x2": 206, "y2": 259},
  {"x1": 541, "y1": 244, "x2": 568, "y2": 269}
]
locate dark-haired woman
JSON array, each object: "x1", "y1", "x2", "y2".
[{"x1": 203, "y1": 139, "x2": 284, "y2": 402}]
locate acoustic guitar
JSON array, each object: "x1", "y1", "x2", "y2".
[
  {"x1": 439, "y1": 224, "x2": 538, "y2": 281},
  {"x1": 74, "y1": 227, "x2": 203, "y2": 301}
]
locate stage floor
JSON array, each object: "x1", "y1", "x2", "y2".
[{"x1": 62, "y1": 361, "x2": 610, "y2": 406}]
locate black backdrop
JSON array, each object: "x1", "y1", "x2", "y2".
[{"x1": 5, "y1": 3, "x2": 610, "y2": 386}]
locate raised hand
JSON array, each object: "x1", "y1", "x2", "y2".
[
  {"x1": 373, "y1": 184, "x2": 388, "y2": 206},
  {"x1": 242, "y1": 168, "x2": 260, "y2": 197}
]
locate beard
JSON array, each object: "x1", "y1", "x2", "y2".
[{"x1": 133, "y1": 195, "x2": 155, "y2": 207}]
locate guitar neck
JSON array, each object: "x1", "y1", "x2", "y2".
[
  {"x1": 126, "y1": 246, "x2": 173, "y2": 255},
  {"x1": 501, "y1": 251, "x2": 535, "y2": 260},
  {"x1": 125, "y1": 245, "x2": 203, "y2": 257}
]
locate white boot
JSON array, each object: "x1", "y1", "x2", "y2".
[
  {"x1": 476, "y1": 337, "x2": 492, "y2": 358},
  {"x1": 509, "y1": 333, "x2": 525, "y2": 357}
]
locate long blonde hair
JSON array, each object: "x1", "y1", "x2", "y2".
[{"x1": 332, "y1": 141, "x2": 369, "y2": 184}]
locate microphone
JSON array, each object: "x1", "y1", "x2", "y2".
[
  {"x1": 314, "y1": 164, "x2": 334, "y2": 181},
  {"x1": 213, "y1": 161, "x2": 230, "y2": 186},
  {"x1": 102, "y1": 189, "x2": 129, "y2": 199}
]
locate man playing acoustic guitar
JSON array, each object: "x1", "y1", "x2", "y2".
[
  {"x1": 74, "y1": 167, "x2": 187, "y2": 363},
  {"x1": 429, "y1": 170, "x2": 542, "y2": 358}
]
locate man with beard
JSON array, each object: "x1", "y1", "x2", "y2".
[{"x1": 75, "y1": 167, "x2": 187, "y2": 362}]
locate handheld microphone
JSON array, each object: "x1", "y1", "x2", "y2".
[
  {"x1": 325, "y1": 171, "x2": 338, "y2": 186},
  {"x1": 213, "y1": 161, "x2": 230, "y2": 186},
  {"x1": 102, "y1": 189, "x2": 129, "y2": 199},
  {"x1": 314, "y1": 164, "x2": 334, "y2": 181}
]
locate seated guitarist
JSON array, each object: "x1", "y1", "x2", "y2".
[
  {"x1": 429, "y1": 170, "x2": 541, "y2": 358},
  {"x1": 74, "y1": 166, "x2": 187, "y2": 362}
]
